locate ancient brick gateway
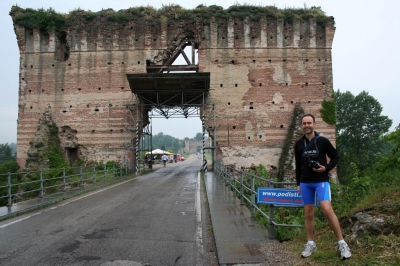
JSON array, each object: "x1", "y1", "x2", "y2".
[{"x1": 10, "y1": 5, "x2": 336, "y2": 179}]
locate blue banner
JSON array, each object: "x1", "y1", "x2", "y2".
[{"x1": 257, "y1": 188, "x2": 316, "y2": 206}]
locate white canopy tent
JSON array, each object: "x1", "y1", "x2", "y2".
[{"x1": 146, "y1": 149, "x2": 174, "y2": 155}]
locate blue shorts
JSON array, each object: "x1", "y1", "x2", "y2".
[{"x1": 300, "y1": 182, "x2": 331, "y2": 205}]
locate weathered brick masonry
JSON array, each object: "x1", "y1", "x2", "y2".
[{"x1": 11, "y1": 6, "x2": 336, "y2": 178}]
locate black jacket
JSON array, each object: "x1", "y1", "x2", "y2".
[{"x1": 294, "y1": 132, "x2": 339, "y2": 185}]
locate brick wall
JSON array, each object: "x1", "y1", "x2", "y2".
[{"x1": 12, "y1": 8, "x2": 336, "y2": 177}]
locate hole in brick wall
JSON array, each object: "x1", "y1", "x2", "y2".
[
  {"x1": 228, "y1": 102, "x2": 230, "y2": 105},
  {"x1": 248, "y1": 136, "x2": 251, "y2": 140},
  {"x1": 300, "y1": 35, "x2": 303, "y2": 39},
  {"x1": 42, "y1": 89, "x2": 44, "y2": 92},
  {"x1": 286, "y1": 83, "x2": 288, "y2": 86},
  {"x1": 280, "y1": 125, "x2": 283, "y2": 128},
  {"x1": 252, "y1": 36, "x2": 256, "y2": 39},
  {"x1": 92, "y1": 130, "x2": 95, "y2": 133},
  {"x1": 22, "y1": 78, "x2": 24, "y2": 80},
  {"x1": 52, "y1": 64, "x2": 54, "y2": 67},
  {"x1": 318, "y1": 59, "x2": 321, "y2": 61},
  {"x1": 291, "y1": 101, "x2": 294, "y2": 103},
  {"x1": 233, "y1": 126, "x2": 236, "y2": 129},
  {"x1": 259, "y1": 135, "x2": 262, "y2": 138},
  {"x1": 121, "y1": 87, "x2": 124, "y2": 90},
  {"x1": 230, "y1": 60, "x2": 235, "y2": 64},
  {"x1": 215, "y1": 59, "x2": 218, "y2": 62},
  {"x1": 87, "y1": 104, "x2": 89, "y2": 107},
  {"x1": 56, "y1": 31, "x2": 69, "y2": 61},
  {"x1": 253, "y1": 59, "x2": 256, "y2": 62},
  {"x1": 107, "y1": 62, "x2": 112, "y2": 65},
  {"x1": 153, "y1": 39, "x2": 156, "y2": 41},
  {"x1": 325, "y1": 59, "x2": 327, "y2": 61},
  {"x1": 235, "y1": 84, "x2": 238, "y2": 87},
  {"x1": 95, "y1": 108, "x2": 99, "y2": 111},
  {"x1": 284, "y1": 36, "x2": 287, "y2": 39},
  {"x1": 306, "y1": 59, "x2": 309, "y2": 62},
  {"x1": 235, "y1": 36, "x2": 238, "y2": 39},
  {"x1": 250, "y1": 102, "x2": 253, "y2": 105},
  {"x1": 48, "y1": 106, "x2": 51, "y2": 109},
  {"x1": 202, "y1": 37, "x2": 205, "y2": 40},
  {"x1": 109, "y1": 104, "x2": 112, "y2": 107},
  {"x1": 250, "y1": 106, "x2": 254, "y2": 109},
  {"x1": 28, "y1": 90, "x2": 31, "y2": 93},
  {"x1": 283, "y1": 59, "x2": 286, "y2": 62},
  {"x1": 62, "y1": 110, "x2": 67, "y2": 113},
  {"x1": 259, "y1": 83, "x2": 262, "y2": 86},
  {"x1": 138, "y1": 61, "x2": 140, "y2": 64},
  {"x1": 272, "y1": 101, "x2": 275, "y2": 104},
  {"x1": 120, "y1": 129, "x2": 123, "y2": 132},
  {"x1": 222, "y1": 37, "x2": 225, "y2": 39},
  {"x1": 305, "y1": 82, "x2": 309, "y2": 86},
  {"x1": 270, "y1": 36, "x2": 273, "y2": 39},
  {"x1": 122, "y1": 62, "x2": 124, "y2": 64},
  {"x1": 220, "y1": 84, "x2": 223, "y2": 87},
  {"x1": 110, "y1": 129, "x2": 113, "y2": 132},
  {"x1": 68, "y1": 63, "x2": 71, "y2": 66},
  {"x1": 30, "y1": 65, "x2": 33, "y2": 68},
  {"x1": 268, "y1": 59, "x2": 271, "y2": 62},
  {"x1": 70, "y1": 105, "x2": 72, "y2": 108},
  {"x1": 98, "y1": 88, "x2": 101, "y2": 90},
  {"x1": 308, "y1": 101, "x2": 311, "y2": 103},
  {"x1": 135, "y1": 39, "x2": 138, "y2": 41},
  {"x1": 235, "y1": 23, "x2": 237, "y2": 25},
  {"x1": 61, "y1": 89, "x2": 64, "y2": 91},
  {"x1": 78, "y1": 88, "x2": 81, "y2": 91}
]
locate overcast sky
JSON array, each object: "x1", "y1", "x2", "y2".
[{"x1": 1, "y1": 0, "x2": 399, "y2": 143}]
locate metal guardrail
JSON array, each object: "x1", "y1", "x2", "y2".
[
  {"x1": 214, "y1": 161, "x2": 304, "y2": 239},
  {"x1": 0, "y1": 164, "x2": 130, "y2": 208}
]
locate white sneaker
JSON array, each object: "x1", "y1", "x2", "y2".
[
  {"x1": 301, "y1": 243, "x2": 317, "y2": 258},
  {"x1": 338, "y1": 242, "x2": 351, "y2": 259}
]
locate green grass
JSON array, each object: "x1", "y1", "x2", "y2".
[{"x1": 282, "y1": 187, "x2": 400, "y2": 265}]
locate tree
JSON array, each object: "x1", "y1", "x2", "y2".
[
  {"x1": 194, "y1": 133, "x2": 203, "y2": 141},
  {"x1": 0, "y1": 144, "x2": 15, "y2": 163},
  {"x1": 149, "y1": 132, "x2": 184, "y2": 153},
  {"x1": 335, "y1": 90, "x2": 392, "y2": 182},
  {"x1": 376, "y1": 124, "x2": 400, "y2": 171}
]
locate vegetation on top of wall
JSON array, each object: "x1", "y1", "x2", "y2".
[
  {"x1": 10, "y1": 4, "x2": 334, "y2": 33},
  {"x1": 10, "y1": 6, "x2": 66, "y2": 32}
]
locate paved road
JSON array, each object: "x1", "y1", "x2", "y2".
[{"x1": 0, "y1": 157, "x2": 204, "y2": 266}]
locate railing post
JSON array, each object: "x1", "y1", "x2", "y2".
[
  {"x1": 233, "y1": 168, "x2": 237, "y2": 197},
  {"x1": 240, "y1": 171, "x2": 244, "y2": 205},
  {"x1": 7, "y1": 172, "x2": 12, "y2": 207},
  {"x1": 80, "y1": 166, "x2": 83, "y2": 186},
  {"x1": 269, "y1": 180, "x2": 276, "y2": 239},
  {"x1": 104, "y1": 164, "x2": 107, "y2": 182},
  {"x1": 39, "y1": 170, "x2": 44, "y2": 198},
  {"x1": 93, "y1": 166, "x2": 96, "y2": 185},
  {"x1": 250, "y1": 174, "x2": 255, "y2": 216},
  {"x1": 62, "y1": 168, "x2": 66, "y2": 192}
]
